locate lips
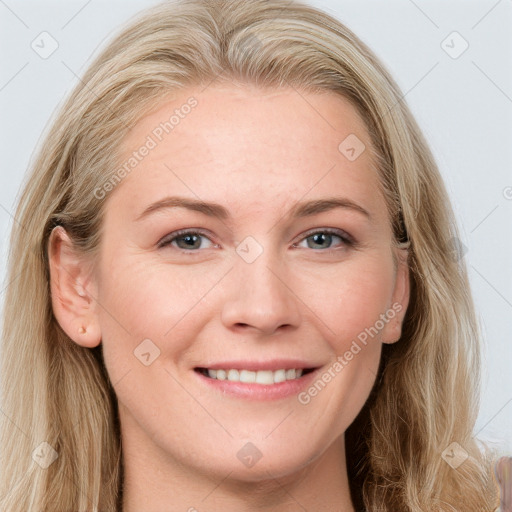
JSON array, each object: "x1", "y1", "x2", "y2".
[
  {"x1": 194, "y1": 359, "x2": 322, "y2": 401},
  {"x1": 194, "y1": 361, "x2": 320, "y2": 400},
  {"x1": 194, "y1": 359, "x2": 318, "y2": 386}
]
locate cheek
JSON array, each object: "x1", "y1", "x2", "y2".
[
  {"x1": 290, "y1": 255, "x2": 395, "y2": 431},
  {"x1": 298, "y1": 255, "x2": 397, "y2": 352},
  {"x1": 95, "y1": 254, "x2": 226, "y2": 377},
  {"x1": 296, "y1": 263, "x2": 390, "y2": 434}
]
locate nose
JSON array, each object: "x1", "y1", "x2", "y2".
[{"x1": 220, "y1": 251, "x2": 302, "y2": 336}]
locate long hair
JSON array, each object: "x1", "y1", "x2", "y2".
[{"x1": 0, "y1": 0, "x2": 500, "y2": 510}]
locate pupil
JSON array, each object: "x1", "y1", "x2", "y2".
[
  {"x1": 180, "y1": 235, "x2": 199, "y2": 248},
  {"x1": 310, "y1": 233, "x2": 331, "y2": 248}
]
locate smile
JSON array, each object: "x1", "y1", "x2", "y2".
[
  {"x1": 194, "y1": 364, "x2": 319, "y2": 400},
  {"x1": 195, "y1": 367, "x2": 314, "y2": 385}
]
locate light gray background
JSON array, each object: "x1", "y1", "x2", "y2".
[{"x1": 1, "y1": 0, "x2": 511, "y2": 454}]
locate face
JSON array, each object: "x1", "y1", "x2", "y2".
[{"x1": 52, "y1": 84, "x2": 409, "y2": 483}]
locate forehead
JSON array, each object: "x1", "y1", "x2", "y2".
[{"x1": 107, "y1": 84, "x2": 385, "y2": 221}]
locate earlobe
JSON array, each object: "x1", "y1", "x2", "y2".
[
  {"x1": 48, "y1": 226, "x2": 102, "y2": 348},
  {"x1": 382, "y1": 247, "x2": 410, "y2": 345}
]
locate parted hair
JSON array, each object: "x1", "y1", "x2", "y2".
[{"x1": 0, "y1": 0, "x2": 499, "y2": 510}]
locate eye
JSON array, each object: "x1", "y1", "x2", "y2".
[
  {"x1": 157, "y1": 228, "x2": 354, "y2": 252},
  {"x1": 294, "y1": 229, "x2": 354, "y2": 250},
  {"x1": 158, "y1": 229, "x2": 216, "y2": 251}
]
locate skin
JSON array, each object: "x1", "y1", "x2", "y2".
[
  {"x1": 496, "y1": 456, "x2": 512, "y2": 512},
  {"x1": 49, "y1": 84, "x2": 410, "y2": 511}
]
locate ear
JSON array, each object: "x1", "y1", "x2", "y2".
[
  {"x1": 381, "y1": 246, "x2": 410, "y2": 345},
  {"x1": 48, "y1": 226, "x2": 102, "y2": 348}
]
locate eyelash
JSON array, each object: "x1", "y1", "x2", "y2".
[{"x1": 157, "y1": 228, "x2": 355, "y2": 253}]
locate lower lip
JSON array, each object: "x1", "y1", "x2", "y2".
[{"x1": 194, "y1": 369, "x2": 319, "y2": 400}]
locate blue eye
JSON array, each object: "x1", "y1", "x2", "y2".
[
  {"x1": 295, "y1": 229, "x2": 353, "y2": 250},
  {"x1": 158, "y1": 230, "x2": 215, "y2": 250},
  {"x1": 158, "y1": 228, "x2": 354, "y2": 252}
]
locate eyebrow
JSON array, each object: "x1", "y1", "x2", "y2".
[{"x1": 135, "y1": 196, "x2": 371, "y2": 222}]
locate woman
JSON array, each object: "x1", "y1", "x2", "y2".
[{"x1": 0, "y1": 0, "x2": 506, "y2": 510}]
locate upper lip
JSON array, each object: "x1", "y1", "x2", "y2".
[{"x1": 195, "y1": 359, "x2": 321, "y2": 372}]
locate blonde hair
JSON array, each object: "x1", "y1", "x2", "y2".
[{"x1": 0, "y1": 0, "x2": 500, "y2": 510}]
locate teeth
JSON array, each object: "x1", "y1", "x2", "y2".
[
  {"x1": 286, "y1": 369, "x2": 296, "y2": 380},
  {"x1": 273, "y1": 369, "x2": 286, "y2": 383},
  {"x1": 239, "y1": 370, "x2": 256, "y2": 383},
  {"x1": 255, "y1": 370, "x2": 273, "y2": 385},
  {"x1": 206, "y1": 368, "x2": 305, "y2": 385},
  {"x1": 227, "y1": 369, "x2": 239, "y2": 381}
]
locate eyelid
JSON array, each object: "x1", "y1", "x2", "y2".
[
  {"x1": 157, "y1": 228, "x2": 217, "y2": 249},
  {"x1": 293, "y1": 227, "x2": 355, "y2": 247},
  {"x1": 157, "y1": 227, "x2": 356, "y2": 251}
]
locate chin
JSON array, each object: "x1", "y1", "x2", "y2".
[{"x1": 200, "y1": 437, "x2": 324, "y2": 484}]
